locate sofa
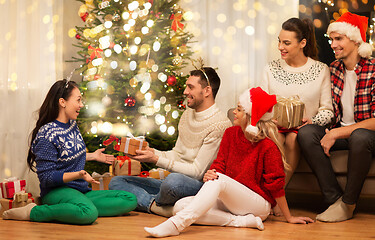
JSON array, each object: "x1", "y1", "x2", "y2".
[{"x1": 227, "y1": 108, "x2": 375, "y2": 196}]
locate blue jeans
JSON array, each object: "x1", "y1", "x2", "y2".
[{"x1": 108, "y1": 173, "x2": 203, "y2": 213}]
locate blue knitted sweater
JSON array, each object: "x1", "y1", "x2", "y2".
[{"x1": 32, "y1": 120, "x2": 90, "y2": 197}]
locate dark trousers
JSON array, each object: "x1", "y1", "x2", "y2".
[{"x1": 297, "y1": 125, "x2": 375, "y2": 205}]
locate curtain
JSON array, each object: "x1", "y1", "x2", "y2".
[
  {"x1": 180, "y1": 0, "x2": 298, "y2": 113},
  {"x1": 0, "y1": 0, "x2": 64, "y2": 187}
]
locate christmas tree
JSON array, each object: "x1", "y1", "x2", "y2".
[{"x1": 69, "y1": 0, "x2": 193, "y2": 173}]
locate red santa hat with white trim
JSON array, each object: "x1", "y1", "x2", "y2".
[
  {"x1": 327, "y1": 12, "x2": 373, "y2": 58},
  {"x1": 239, "y1": 87, "x2": 277, "y2": 135}
]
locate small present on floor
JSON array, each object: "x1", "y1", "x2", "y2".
[
  {"x1": 149, "y1": 168, "x2": 170, "y2": 180},
  {"x1": 0, "y1": 177, "x2": 26, "y2": 199},
  {"x1": 91, "y1": 170, "x2": 113, "y2": 191}
]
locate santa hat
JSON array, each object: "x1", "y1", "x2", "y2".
[
  {"x1": 238, "y1": 87, "x2": 277, "y2": 135},
  {"x1": 327, "y1": 12, "x2": 373, "y2": 58}
]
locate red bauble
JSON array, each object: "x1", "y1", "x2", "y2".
[
  {"x1": 75, "y1": 34, "x2": 81, "y2": 39},
  {"x1": 167, "y1": 75, "x2": 177, "y2": 86},
  {"x1": 124, "y1": 96, "x2": 136, "y2": 107}
]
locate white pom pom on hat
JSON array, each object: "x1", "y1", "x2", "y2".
[
  {"x1": 327, "y1": 12, "x2": 373, "y2": 58},
  {"x1": 238, "y1": 87, "x2": 277, "y2": 135}
]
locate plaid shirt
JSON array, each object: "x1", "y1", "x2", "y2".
[{"x1": 330, "y1": 57, "x2": 375, "y2": 127}]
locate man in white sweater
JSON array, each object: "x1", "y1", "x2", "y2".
[{"x1": 109, "y1": 67, "x2": 231, "y2": 216}]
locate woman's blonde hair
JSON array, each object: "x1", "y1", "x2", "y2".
[{"x1": 244, "y1": 114, "x2": 290, "y2": 171}]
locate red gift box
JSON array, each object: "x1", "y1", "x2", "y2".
[
  {"x1": 113, "y1": 156, "x2": 141, "y2": 176},
  {"x1": 0, "y1": 178, "x2": 26, "y2": 199}
]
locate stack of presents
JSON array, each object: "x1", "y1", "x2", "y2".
[
  {"x1": 92, "y1": 135, "x2": 170, "y2": 190},
  {"x1": 0, "y1": 178, "x2": 41, "y2": 215}
]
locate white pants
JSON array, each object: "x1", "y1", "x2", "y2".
[{"x1": 171, "y1": 173, "x2": 271, "y2": 231}]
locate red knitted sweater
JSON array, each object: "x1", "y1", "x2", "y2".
[{"x1": 209, "y1": 126, "x2": 285, "y2": 207}]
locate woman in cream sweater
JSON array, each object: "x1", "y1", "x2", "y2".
[{"x1": 260, "y1": 18, "x2": 333, "y2": 190}]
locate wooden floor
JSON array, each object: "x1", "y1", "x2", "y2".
[{"x1": 1, "y1": 192, "x2": 375, "y2": 240}]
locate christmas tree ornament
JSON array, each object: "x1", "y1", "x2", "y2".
[
  {"x1": 75, "y1": 33, "x2": 81, "y2": 39},
  {"x1": 104, "y1": 14, "x2": 113, "y2": 22},
  {"x1": 129, "y1": 78, "x2": 138, "y2": 87},
  {"x1": 98, "y1": 0, "x2": 110, "y2": 9},
  {"x1": 102, "y1": 95, "x2": 112, "y2": 106},
  {"x1": 172, "y1": 54, "x2": 182, "y2": 66},
  {"x1": 80, "y1": 12, "x2": 89, "y2": 22},
  {"x1": 170, "y1": 13, "x2": 184, "y2": 32},
  {"x1": 167, "y1": 75, "x2": 177, "y2": 86},
  {"x1": 124, "y1": 96, "x2": 136, "y2": 107}
]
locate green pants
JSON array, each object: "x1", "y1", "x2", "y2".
[{"x1": 30, "y1": 187, "x2": 137, "y2": 225}]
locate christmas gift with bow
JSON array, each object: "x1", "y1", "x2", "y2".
[
  {"x1": 273, "y1": 96, "x2": 305, "y2": 129},
  {"x1": 91, "y1": 172, "x2": 113, "y2": 191},
  {"x1": 0, "y1": 177, "x2": 26, "y2": 199}
]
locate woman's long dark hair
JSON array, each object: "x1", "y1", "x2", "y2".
[
  {"x1": 27, "y1": 80, "x2": 79, "y2": 171},
  {"x1": 282, "y1": 18, "x2": 319, "y2": 60}
]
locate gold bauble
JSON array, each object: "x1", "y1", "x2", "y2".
[
  {"x1": 104, "y1": 14, "x2": 113, "y2": 22},
  {"x1": 170, "y1": 36, "x2": 180, "y2": 47},
  {"x1": 172, "y1": 54, "x2": 183, "y2": 66},
  {"x1": 129, "y1": 78, "x2": 138, "y2": 88}
]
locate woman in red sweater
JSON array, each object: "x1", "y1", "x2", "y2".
[{"x1": 144, "y1": 87, "x2": 313, "y2": 237}]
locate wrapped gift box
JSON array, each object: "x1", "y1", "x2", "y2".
[
  {"x1": 91, "y1": 172, "x2": 113, "y2": 191},
  {"x1": 113, "y1": 156, "x2": 141, "y2": 176},
  {"x1": 273, "y1": 96, "x2": 305, "y2": 129},
  {"x1": 119, "y1": 137, "x2": 148, "y2": 155},
  {"x1": 0, "y1": 192, "x2": 40, "y2": 215},
  {"x1": 0, "y1": 178, "x2": 26, "y2": 199},
  {"x1": 149, "y1": 168, "x2": 170, "y2": 180}
]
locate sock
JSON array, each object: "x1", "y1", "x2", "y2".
[
  {"x1": 316, "y1": 198, "x2": 356, "y2": 222},
  {"x1": 226, "y1": 214, "x2": 264, "y2": 231},
  {"x1": 150, "y1": 201, "x2": 174, "y2": 218},
  {"x1": 2, "y1": 203, "x2": 37, "y2": 221},
  {"x1": 144, "y1": 218, "x2": 180, "y2": 238}
]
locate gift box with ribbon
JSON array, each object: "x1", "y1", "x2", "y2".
[
  {"x1": 91, "y1": 172, "x2": 113, "y2": 191},
  {"x1": 113, "y1": 156, "x2": 141, "y2": 176},
  {"x1": 0, "y1": 177, "x2": 26, "y2": 199},
  {"x1": 0, "y1": 192, "x2": 39, "y2": 215},
  {"x1": 119, "y1": 135, "x2": 148, "y2": 155},
  {"x1": 149, "y1": 168, "x2": 170, "y2": 180},
  {"x1": 273, "y1": 96, "x2": 305, "y2": 129}
]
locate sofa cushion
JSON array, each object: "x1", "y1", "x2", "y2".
[{"x1": 297, "y1": 150, "x2": 375, "y2": 176}]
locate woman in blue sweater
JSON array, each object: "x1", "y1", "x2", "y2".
[{"x1": 2, "y1": 79, "x2": 137, "y2": 224}]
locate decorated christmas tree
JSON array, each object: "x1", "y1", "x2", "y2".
[{"x1": 69, "y1": 0, "x2": 193, "y2": 173}]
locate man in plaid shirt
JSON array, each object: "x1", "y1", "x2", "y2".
[{"x1": 298, "y1": 12, "x2": 375, "y2": 222}]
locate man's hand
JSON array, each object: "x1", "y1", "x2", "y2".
[
  {"x1": 320, "y1": 128, "x2": 337, "y2": 156},
  {"x1": 132, "y1": 146, "x2": 158, "y2": 163},
  {"x1": 203, "y1": 169, "x2": 219, "y2": 182}
]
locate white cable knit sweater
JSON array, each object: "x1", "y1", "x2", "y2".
[
  {"x1": 260, "y1": 57, "x2": 334, "y2": 126},
  {"x1": 154, "y1": 103, "x2": 232, "y2": 180}
]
